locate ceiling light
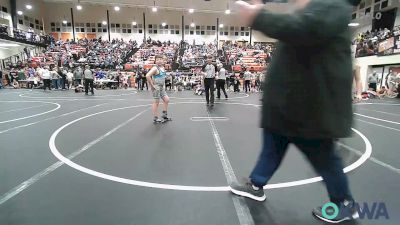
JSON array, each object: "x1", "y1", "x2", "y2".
[
  {"x1": 76, "y1": 5, "x2": 82, "y2": 10},
  {"x1": 102, "y1": 21, "x2": 107, "y2": 25},
  {"x1": 190, "y1": 22, "x2": 195, "y2": 27},
  {"x1": 0, "y1": 43, "x2": 20, "y2": 47},
  {"x1": 114, "y1": 6, "x2": 120, "y2": 11},
  {"x1": 225, "y1": 9, "x2": 231, "y2": 14},
  {"x1": 219, "y1": 24, "x2": 224, "y2": 28},
  {"x1": 26, "y1": 5, "x2": 32, "y2": 10},
  {"x1": 189, "y1": 8, "x2": 194, "y2": 13},
  {"x1": 17, "y1": 11, "x2": 23, "y2": 15},
  {"x1": 132, "y1": 21, "x2": 137, "y2": 26},
  {"x1": 348, "y1": 23, "x2": 360, "y2": 27},
  {"x1": 152, "y1": 1, "x2": 157, "y2": 12},
  {"x1": 162, "y1": 22, "x2": 167, "y2": 27},
  {"x1": 63, "y1": 20, "x2": 67, "y2": 24}
]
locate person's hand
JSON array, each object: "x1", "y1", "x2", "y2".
[{"x1": 234, "y1": 0, "x2": 264, "y2": 27}]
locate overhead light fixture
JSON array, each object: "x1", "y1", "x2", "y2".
[
  {"x1": 26, "y1": 5, "x2": 32, "y2": 10},
  {"x1": 0, "y1": 43, "x2": 20, "y2": 47},
  {"x1": 348, "y1": 23, "x2": 360, "y2": 27},
  {"x1": 76, "y1": 5, "x2": 82, "y2": 10},
  {"x1": 190, "y1": 22, "x2": 195, "y2": 27},
  {"x1": 102, "y1": 21, "x2": 107, "y2": 25},
  {"x1": 63, "y1": 20, "x2": 67, "y2": 24},
  {"x1": 17, "y1": 11, "x2": 23, "y2": 15},
  {"x1": 189, "y1": 8, "x2": 194, "y2": 13},
  {"x1": 225, "y1": 1, "x2": 231, "y2": 15},
  {"x1": 219, "y1": 24, "x2": 224, "y2": 28},
  {"x1": 162, "y1": 22, "x2": 167, "y2": 27},
  {"x1": 152, "y1": 1, "x2": 157, "y2": 12},
  {"x1": 114, "y1": 6, "x2": 120, "y2": 11},
  {"x1": 132, "y1": 21, "x2": 137, "y2": 26}
]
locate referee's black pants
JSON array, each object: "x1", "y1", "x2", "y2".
[
  {"x1": 204, "y1": 78, "x2": 215, "y2": 104},
  {"x1": 216, "y1": 79, "x2": 228, "y2": 99}
]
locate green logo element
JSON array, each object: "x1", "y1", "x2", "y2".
[{"x1": 322, "y1": 202, "x2": 339, "y2": 220}]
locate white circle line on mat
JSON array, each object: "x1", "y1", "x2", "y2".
[
  {"x1": 0, "y1": 101, "x2": 61, "y2": 124},
  {"x1": 49, "y1": 102, "x2": 371, "y2": 191},
  {"x1": 19, "y1": 91, "x2": 137, "y2": 99},
  {"x1": 354, "y1": 113, "x2": 400, "y2": 125},
  {"x1": 137, "y1": 93, "x2": 250, "y2": 101}
]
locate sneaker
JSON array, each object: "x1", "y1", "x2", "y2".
[
  {"x1": 230, "y1": 179, "x2": 266, "y2": 202},
  {"x1": 153, "y1": 118, "x2": 162, "y2": 123},
  {"x1": 313, "y1": 200, "x2": 359, "y2": 224}
]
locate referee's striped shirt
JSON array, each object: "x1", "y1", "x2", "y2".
[{"x1": 202, "y1": 64, "x2": 217, "y2": 79}]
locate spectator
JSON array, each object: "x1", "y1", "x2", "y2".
[
  {"x1": 41, "y1": 66, "x2": 52, "y2": 91},
  {"x1": 66, "y1": 69, "x2": 74, "y2": 89},
  {"x1": 243, "y1": 68, "x2": 252, "y2": 93},
  {"x1": 83, "y1": 65, "x2": 95, "y2": 95},
  {"x1": 74, "y1": 67, "x2": 83, "y2": 85},
  {"x1": 51, "y1": 67, "x2": 60, "y2": 89},
  {"x1": 368, "y1": 72, "x2": 379, "y2": 91}
]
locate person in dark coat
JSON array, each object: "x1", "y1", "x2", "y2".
[{"x1": 231, "y1": 0, "x2": 360, "y2": 223}]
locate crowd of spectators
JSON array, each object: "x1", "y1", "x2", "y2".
[
  {"x1": 354, "y1": 26, "x2": 400, "y2": 57},
  {"x1": 178, "y1": 42, "x2": 218, "y2": 68},
  {"x1": 44, "y1": 37, "x2": 137, "y2": 69}
]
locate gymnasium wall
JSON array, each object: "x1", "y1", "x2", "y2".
[
  {"x1": 354, "y1": 54, "x2": 400, "y2": 91},
  {"x1": 15, "y1": 0, "x2": 45, "y2": 33},
  {"x1": 0, "y1": 0, "x2": 12, "y2": 34},
  {"x1": 40, "y1": 2, "x2": 279, "y2": 44}
]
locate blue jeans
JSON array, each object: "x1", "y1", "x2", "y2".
[
  {"x1": 60, "y1": 78, "x2": 66, "y2": 89},
  {"x1": 250, "y1": 131, "x2": 353, "y2": 204},
  {"x1": 52, "y1": 79, "x2": 60, "y2": 89}
]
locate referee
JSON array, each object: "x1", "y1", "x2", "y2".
[{"x1": 202, "y1": 56, "x2": 217, "y2": 106}]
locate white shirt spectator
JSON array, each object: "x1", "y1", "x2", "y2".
[
  {"x1": 41, "y1": 69, "x2": 51, "y2": 79},
  {"x1": 244, "y1": 71, "x2": 252, "y2": 81},
  {"x1": 67, "y1": 72, "x2": 74, "y2": 82}
]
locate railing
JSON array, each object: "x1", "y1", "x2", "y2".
[{"x1": 0, "y1": 46, "x2": 45, "y2": 70}]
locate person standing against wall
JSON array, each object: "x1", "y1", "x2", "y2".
[{"x1": 368, "y1": 72, "x2": 378, "y2": 91}]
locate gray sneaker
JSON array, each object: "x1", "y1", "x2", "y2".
[
  {"x1": 230, "y1": 179, "x2": 266, "y2": 202},
  {"x1": 313, "y1": 200, "x2": 359, "y2": 224}
]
